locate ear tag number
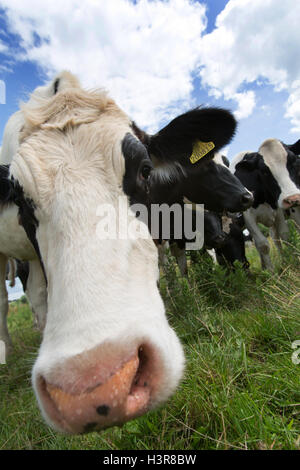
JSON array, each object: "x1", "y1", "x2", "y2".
[{"x1": 190, "y1": 140, "x2": 215, "y2": 164}]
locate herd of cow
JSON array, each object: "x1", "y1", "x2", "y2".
[{"x1": 0, "y1": 71, "x2": 299, "y2": 435}]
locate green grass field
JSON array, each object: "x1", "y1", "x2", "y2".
[{"x1": 0, "y1": 223, "x2": 299, "y2": 450}]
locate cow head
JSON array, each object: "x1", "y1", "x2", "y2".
[
  {"x1": 131, "y1": 117, "x2": 253, "y2": 213},
  {"x1": 5, "y1": 72, "x2": 238, "y2": 434},
  {"x1": 181, "y1": 152, "x2": 253, "y2": 213},
  {"x1": 216, "y1": 215, "x2": 249, "y2": 269},
  {"x1": 233, "y1": 139, "x2": 300, "y2": 210},
  {"x1": 203, "y1": 211, "x2": 227, "y2": 249}
]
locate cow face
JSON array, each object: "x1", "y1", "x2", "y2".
[
  {"x1": 8, "y1": 84, "x2": 184, "y2": 435},
  {"x1": 7, "y1": 73, "x2": 237, "y2": 434},
  {"x1": 216, "y1": 215, "x2": 249, "y2": 269},
  {"x1": 234, "y1": 140, "x2": 300, "y2": 210},
  {"x1": 203, "y1": 211, "x2": 227, "y2": 249},
  {"x1": 180, "y1": 152, "x2": 253, "y2": 213}
]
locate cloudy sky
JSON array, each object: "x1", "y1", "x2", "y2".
[{"x1": 0, "y1": 0, "x2": 299, "y2": 159}]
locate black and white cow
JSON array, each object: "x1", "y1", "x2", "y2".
[
  {"x1": 215, "y1": 214, "x2": 250, "y2": 269},
  {"x1": 0, "y1": 71, "x2": 242, "y2": 434},
  {"x1": 230, "y1": 139, "x2": 300, "y2": 270}
]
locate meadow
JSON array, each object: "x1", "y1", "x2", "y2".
[{"x1": 0, "y1": 222, "x2": 299, "y2": 450}]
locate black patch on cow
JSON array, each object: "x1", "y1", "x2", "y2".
[
  {"x1": 234, "y1": 152, "x2": 281, "y2": 209},
  {"x1": 16, "y1": 260, "x2": 29, "y2": 292},
  {"x1": 282, "y1": 144, "x2": 300, "y2": 188},
  {"x1": 285, "y1": 139, "x2": 300, "y2": 156},
  {"x1": 0, "y1": 165, "x2": 14, "y2": 205},
  {"x1": 11, "y1": 178, "x2": 47, "y2": 285},
  {"x1": 53, "y1": 78, "x2": 60, "y2": 94},
  {"x1": 122, "y1": 133, "x2": 154, "y2": 206},
  {"x1": 96, "y1": 405, "x2": 110, "y2": 416}
]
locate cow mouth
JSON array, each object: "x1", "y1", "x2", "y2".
[{"x1": 282, "y1": 199, "x2": 300, "y2": 209}]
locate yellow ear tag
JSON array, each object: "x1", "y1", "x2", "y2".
[{"x1": 190, "y1": 140, "x2": 215, "y2": 164}]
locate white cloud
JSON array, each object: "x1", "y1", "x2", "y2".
[
  {"x1": 197, "y1": 0, "x2": 300, "y2": 129},
  {"x1": 233, "y1": 91, "x2": 256, "y2": 120},
  {"x1": 1, "y1": 0, "x2": 300, "y2": 133},
  {"x1": 0, "y1": 40, "x2": 8, "y2": 53},
  {"x1": 285, "y1": 81, "x2": 300, "y2": 133},
  {"x1": 0, "y1": 0, "x2": 207, "y2": 131}
]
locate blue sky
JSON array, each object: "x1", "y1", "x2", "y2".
[{"x1": 0, "y1": 0, "x2": 299, "y2": 160}]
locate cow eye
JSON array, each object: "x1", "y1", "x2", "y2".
[{"x1": 140, "y1": 164, "x2": 152, "y2": 180}]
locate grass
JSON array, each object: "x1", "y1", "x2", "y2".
[{"x1": 0, "y1": 223, "x2": 299, "y2": 450}]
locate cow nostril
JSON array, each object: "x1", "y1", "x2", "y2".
[
  {"x1": 96, "y1": 405, "x2": 110, "y2": 416},
  {"x1": 241, "y1": 193, "x2": 254, "y2": 208}
]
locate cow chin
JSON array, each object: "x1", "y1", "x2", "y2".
[{"x1": 32, "y1": 323, "x2": 185, "y2": 434}]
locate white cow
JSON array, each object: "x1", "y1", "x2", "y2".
[{"x1": 0, "y1": 71, "x2": 185, "y2": 434}]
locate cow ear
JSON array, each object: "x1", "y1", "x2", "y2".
[
  {"x1": 287, "y1": 139, "x2": 300, "y2": 156},
  {"x1": 0, "y1": 165, "x2": 14, "y2": 204},
  {"x1": 147, "y1": 107, "x2": 237, "y2": 169},
  {"x1": 236, "y1": 152, "x2": 261, "y2": 170}
]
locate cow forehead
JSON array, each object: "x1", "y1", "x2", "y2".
[
  {"x1": 258, "y1": 139, "x2": 288, "y2": 168},
  {"x1": 11, "y1": 91, "x2": 133, "y2": 204}
]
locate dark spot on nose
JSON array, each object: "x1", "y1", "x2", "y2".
[
  {"x1": 96, "y1": 405, "x2": 110, "y2": 416},
  {"x1": 83, "y1": 422, "x2": 98, "y2": 433}
]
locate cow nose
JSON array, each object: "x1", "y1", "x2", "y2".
[
  {"x1": 36, "y1": 345, "x2": 155, "y2": 434},
  {"x1": 283, "y1": 194, "x2": 300, "y2": 208},
  {"x1": 240, "y1": 192, "x2": 254, "y2": 209}
]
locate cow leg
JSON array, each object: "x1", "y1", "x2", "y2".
[
  {"x1": 170, "y1": 242, "x2": 188, "y2": 277},
  {"x1": 244, "y1": 210, "x2": 273, "y2": 271},
  {"x1": 0, "y1": 253, "x2": 12, "y2": 359},
  {"x1": 271, "y1": 209, "x2": 290, "y2": 253},
  {"x1": 158, "y1": 241, "x2": 168, "y2": 270},
  {"x1": 8, "y1": 258, "x2": 17, "y2": 287},
  {"x1": 289, "y1": 207, "x2": 300, "y2": 233},
  {"x1": 26, "y1": 260, "x2": 47, "y2": 332}
]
